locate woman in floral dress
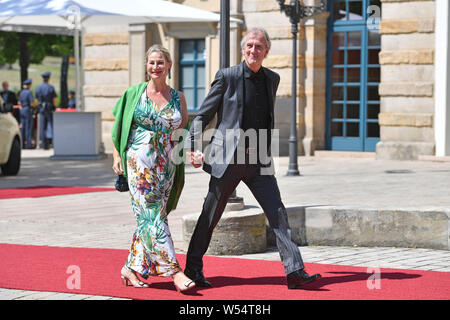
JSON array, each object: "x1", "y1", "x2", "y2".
[{"x1": 112, "y1": 45, "x2": 194, "y2": 292}]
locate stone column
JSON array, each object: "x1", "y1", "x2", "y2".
[
  {"x1": 434, "y1": 0, "x2": 450, "y2": 156},
  {"x1": 167, "y1": 35, "x2": 178, "y2": 89},
  {"x1": 230, "y1": 0, "x2": 244, "y2": 65},
  {"x1": 129, "y1": 24, "x2": 152, "y2": 86},
  {"x1": 376, "y1": 0, "x2": 436, "y2": 160},
  {"x1": 82, "y1": 29, "x2": 130, "y2": 153},
  {"x1": 302, "y1": 9, "x2": 329, "y2": 156}
]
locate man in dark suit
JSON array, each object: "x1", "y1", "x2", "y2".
[
  {"x1": 184, "y1": 28, "x2": 321, "y2": 289},
  {"x1": 1, "y1": 81, "x2": 18, "y2": 122},
  {"x1": 1, "y1": 81, "x2": 18, "y2": 108}
]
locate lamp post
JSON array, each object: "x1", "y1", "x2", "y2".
[
  {"x1": 220, "y1": 0, "x2": 230, "y2": 69},
  {"x1": 277, "y1": 0, "x2": 326, "y2": 176},
  {"x1": 220, "y1": 0, "x2": 244, "y2": 209}
]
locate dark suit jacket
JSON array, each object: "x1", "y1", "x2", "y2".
[
  {"x1": 187, "y1": 61, "x2": 280, "y2": 178},
  {"x1": 1, "y1": 90, "x2": 17, "y2": 108}
]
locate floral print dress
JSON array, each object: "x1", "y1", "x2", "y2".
[{"x1": 124, "y1": 87, "x2": 182, "y2": 278}]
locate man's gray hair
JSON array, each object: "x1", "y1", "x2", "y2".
[{"x1": 240, "y1": 28, "x2": 271, "y2": 50}]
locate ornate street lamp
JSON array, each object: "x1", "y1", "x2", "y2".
[
  {"x1": 220, "y1": 0, "x2": 244, "y2": 209},
  {"x1": 277, "y1": 0, "x2": 326, "y2": 176},
  {"x1": 220, "y1": 0, "x2": 230, "y2": 69}
]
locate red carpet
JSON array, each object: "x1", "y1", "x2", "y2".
[
  {"x1": 0, "y1": 186, "x2": 115, "y2": 199},
  {"x1": 0, "y1": 244, "x2": 449, "y2": 300}
]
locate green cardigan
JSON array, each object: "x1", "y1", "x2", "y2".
[{"x1": 111, "y1": 82, "x2": 187, "y2": 213}]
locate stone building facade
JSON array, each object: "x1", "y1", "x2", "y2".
[
  {"x1": 378, "y1": 0, "x2": 449, "y2": 159},
  {"x1": 81, "y1": 0, "x2": 450, "y2": 159}
]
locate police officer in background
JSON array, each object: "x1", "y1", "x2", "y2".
[
  {"x1": 67, "y1": 90, "x2": 76, "y2": 109},
  {"x1": 36, "y1": 71, "x2": 57, "y2": 149},
  {"x1": 18, "y1": 79, "x2": 34, "y2": 149}
]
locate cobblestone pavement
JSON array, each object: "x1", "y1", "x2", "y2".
[{"x1": 1, "y1": 149, "x2": 449, "y2": 300}]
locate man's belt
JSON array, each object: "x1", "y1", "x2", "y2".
[{"x1": 39, "y1": 102, "x2": 54, "y2": 112}]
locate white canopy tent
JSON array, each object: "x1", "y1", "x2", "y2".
[
  {"x1": 0, "y1": 0, "x2": 235, "y2": 110},
  {"x1": 0, "y1": 0, "x2": 227, "y2": 34}
]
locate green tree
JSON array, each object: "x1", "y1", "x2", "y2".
[
  {"x1": 0, "y1": 32, "x2": 49, "y2": 85},
  {"x1": 0, "y1": 32, "x2": 74, "y2": 104},
  {"x1": 28, "y1": 34, "x2": 49, "y2": 64},
  {"x1": 0, "y1": 31, "x2": 18, "y2": 66},
  {"x1": 49, "y1": 35, "x2": 74, "y2": 107},
  {"x1": 18, "y1": 33, "x2": 30, "y2": 84}
]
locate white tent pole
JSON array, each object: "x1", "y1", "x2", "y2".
[{"x1": 74, "y1": 28, "x2": 81, "y2": 111}]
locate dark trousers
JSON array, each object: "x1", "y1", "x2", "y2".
[
  {"x1": 186, "y1": 161, "x2": 305, "y2": 275},
  {"x1": 39, "y1": 111, "x2": 53, "y2": 148},
  {"x1": 20, "y1": 107, "x2": 33, "y2": 148}
]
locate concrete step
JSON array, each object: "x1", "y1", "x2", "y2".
[{"x1": 266, "y1": 206, "x2": 450, "y2": 250}]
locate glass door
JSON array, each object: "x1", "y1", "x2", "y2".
[{"x1": 326, "y1": 0, "x2": 381, "y2": 151}]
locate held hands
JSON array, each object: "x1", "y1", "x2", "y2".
[{"x1": 187, "y1": 150, "x2": 204, "y2": 168}]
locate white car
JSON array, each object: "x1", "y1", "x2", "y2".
[{"x1": 0, "y1": 103, "x2": 22, "y2": 175}]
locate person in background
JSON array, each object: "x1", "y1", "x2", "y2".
[
  {"x1": 18, "y1": 79, "x2": 34, "y2": 149},
  {"x1": 1, "y1": 81, "x2": 18, "y2": 111},
  {"x1": 35, "y1": 71, "x2": 57, "y2": 149},
  {"x1": 68, "y1": 90, "x2": 76, "y2": 109},
  {"x1": 1, "y1": 81, "x2": 19, "y2": 123}
]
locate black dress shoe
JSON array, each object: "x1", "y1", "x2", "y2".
[
  {"x1": 286, "y1": 269, "x2": 321, "y2": 289},
  {"x1": 185, "y1": 268, "x2": 212, "y2": 288}
]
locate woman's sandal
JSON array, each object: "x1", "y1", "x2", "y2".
[
  {"x1": 121, "y1": 267, "x2": 149, "y2": 288},
  {"x1": 174, "y1": 279, "x2": 196, "y2": 293},
  {"x1": 172, "y1": 272, "x2": 196, "y2": 293}
]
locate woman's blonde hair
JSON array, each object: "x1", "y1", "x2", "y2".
[{"x1": 146, "y1": 44, "x2": 172, "y2": 64}]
